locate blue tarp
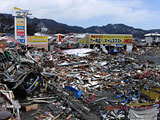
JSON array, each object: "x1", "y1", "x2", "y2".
[{"x1": 65, "y1": 86, "x2": 82, "y2": 98}]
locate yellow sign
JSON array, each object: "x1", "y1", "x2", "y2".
[
  {"x1": 16, "y1": 18, "x2": 25, "y2": 26},
  {"x1": 89, "y1": 34, "x2": 132, "y2": 44},
  {"x1": 14, "y1": 7, "x2": 22, "y2": 10},
  {"x1": 31, "y1": 36, "x2": 48, "y2": 43}
]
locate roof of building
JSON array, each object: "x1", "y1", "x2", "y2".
[{"x1": 144, "y1": 33, "x2": 160, "y2": 37}]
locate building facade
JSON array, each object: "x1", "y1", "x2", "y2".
[{"x1": 79, "y1": 34, "x2": 133, "y2": 53}]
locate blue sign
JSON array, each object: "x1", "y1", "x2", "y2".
[
  {"x1": 17, "y1": 26, "x2": 25, "y2": 29},
  {"x1": 18, "y1": 39, "x2": 25, "y2": 43},
  {"x1": 18, "y1": 36, "x2": 25, "y2": 39}
]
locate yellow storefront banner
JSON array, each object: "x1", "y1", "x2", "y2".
[
  {"x1": 31, "y1": 36, "x2": 48, "y2": 43},
  {"x1": 79, "y1": 36, "x2": 88, "y2": 44},
  {"x1": 16, "y1": 18, "x2": 25, "y2": 26},
  {"x1": 89, "y1": 34, "x2": 132, "y2": 44}
]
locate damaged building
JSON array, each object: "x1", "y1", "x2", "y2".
[
  {"x1": 0, "y1": 37, "x2": 159, "y2": 119},
  {"x1": 79, "y1": 34, "x2": 133, "y2": 53}
]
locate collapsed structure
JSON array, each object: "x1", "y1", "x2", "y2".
[
  {"x1": 0, "y1": 41, "x2": 159, "y2": 119},
  {"x1": 0, "y1": 7, "x2": 157, "y2": 120}
]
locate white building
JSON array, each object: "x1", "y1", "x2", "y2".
[{"x1": 143, "y1": 33, "x2": 160, "y2": 46}]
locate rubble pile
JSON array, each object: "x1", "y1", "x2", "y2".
[{"x1": 0, "y1": 47, "x2": 159, "y2": 120}]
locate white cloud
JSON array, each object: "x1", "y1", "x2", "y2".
[{"x1": 0, "y1": 0, "x2": 159, "y2": 29}]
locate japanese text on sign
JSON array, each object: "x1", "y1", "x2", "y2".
[
  {"x1": 31, "y1": 36, "x2": 48, "y2": 43},
  {"x1": 89, "y1": 34, "x2": 132, "y2": 44}
]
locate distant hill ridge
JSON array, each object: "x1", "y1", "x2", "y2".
[{"x1": 0, "y1": 13, "x2": 159, "y2": 39}]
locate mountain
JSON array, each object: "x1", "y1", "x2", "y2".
[
  {"x1": 86, "y1": 24, "x2": 148, "y2": 39},
  {"x1": 29, "y1": 18, "x2": 85, "y2": 34},
  {"x1": 0, "y1": 13, "x2": 14, "y2": 33},
  {"x1": 148, "y1": 29, "x2": 160, "y2": 33},
  {"x1": 0, "y1": 13, "x2": 157, "y2": 39}
]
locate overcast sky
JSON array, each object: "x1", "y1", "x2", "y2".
[{"x1": 0, "y1": 0, "x2": 160, "y2": 30}]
